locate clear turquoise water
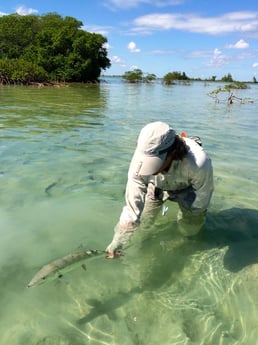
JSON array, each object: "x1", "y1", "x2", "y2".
[{"x1": 0, "y1": 80, "x2": 258, "y2": 344}]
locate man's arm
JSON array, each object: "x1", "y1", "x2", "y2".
[
  {"x1": 190, "y1": 157, "x2": 214, "y2": 212},
  {"x1": 106, "y1": 172, "x2": 149, "y2": 256}
]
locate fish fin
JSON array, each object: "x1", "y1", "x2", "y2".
[
  {"x1": 81, "y1": 264, "x2": 87, "y2": 271},
  {"x1": 58, "y1": 276, "x2": 70, "y2": 286},
  {"x1": 77, "y1": 243, "x2": 87, "y2": 251},
  {"x1": 57, "y1": 272, "x2": 70, "y2": 285}
]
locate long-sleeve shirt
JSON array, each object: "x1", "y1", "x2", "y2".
[
  {"x1": 106, "y1": 138, "x2": 214, "y2": 252},
  {"x1": 119, "y1": 137, "x2": 214, "y2": 228}
]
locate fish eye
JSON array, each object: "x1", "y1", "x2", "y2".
[{"x1": 42, "y1": 277, "x2": 46, "y2": 280}]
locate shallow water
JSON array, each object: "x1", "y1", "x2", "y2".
[{"x1": 0, "y1": 80, "x2": 258, "y2": 345}]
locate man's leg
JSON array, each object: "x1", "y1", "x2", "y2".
[{"x1": 177, "y1": 204, "x2": 206, "y2": 237}]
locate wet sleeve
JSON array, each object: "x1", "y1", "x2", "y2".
[
  {"x1": 120, "y1": 173, "x2": 149, "y2": 227},
  {"x1": 106, "y1": 172, "x2": 149, "y2": 252},
  {"x1": 190, "y1": 157, "x2": 214, "y2": 212}
]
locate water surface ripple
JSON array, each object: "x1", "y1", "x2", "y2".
[{"x1": 0, "y1": 80, "x2": 258, "y2": 344}]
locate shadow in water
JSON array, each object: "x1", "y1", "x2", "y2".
[
  {"x1": 76, "y1": 207, "x2": 258, "y2": 325},
  {"x1": 76, "y1": 287, "x2": 141, "y2": 325},
  {"x1": 135, "y1": 207, "x2": 258, "y2": 290},
  {"x1": 205, "y1": 207, "x2": 258, "y2": 272}
]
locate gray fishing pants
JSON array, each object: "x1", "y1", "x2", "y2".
[{"x1": 144, "y1": 183, "x2": 206, "y2": 237}]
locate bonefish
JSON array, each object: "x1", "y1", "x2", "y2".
[{"x1": 27, "y1": 249, "x2": 104, "y2": 288}]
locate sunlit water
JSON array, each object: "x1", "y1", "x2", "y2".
[{"x1": 0, "y1": 79, "x2": 258, "y2": 345}]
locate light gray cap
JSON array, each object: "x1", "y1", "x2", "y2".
[{"x1": 131, "y1": 121, "x2": 176, "y2": 176}]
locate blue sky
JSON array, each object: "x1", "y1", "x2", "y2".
[{"x1": 1, "y1": 0, "x2": 258, "y2": 81}]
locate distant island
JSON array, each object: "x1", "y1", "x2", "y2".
[
  {"x1": 119, "y1": 69, "x2": 257, "y2": 86},
  {"x1": 0, "y1": 13, "x2": 257, "y2": 87}
]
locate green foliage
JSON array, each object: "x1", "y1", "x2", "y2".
[
  {"x1": 209, "y1": 81, "x2": 248, "y2": 96},
  {"x1": 0, "y1": 13, "x2": 111, "y2": 83},
  {"x1": 224, "y1": 82, "x2": 248, "y2": 90},
  {"x1": 143, "y1": 73, "x2": 157, "y2": 83},
  {"x1": 221, "y1": 73, "x2": 233, "y2": 82},
  {"x1": 0, "y1": 59, "x2": 49, "y2": 84},
  {"x1": 123, "y1": 69, "x2": 143, "y2": 83},
  {"x1": 208, "y1": 87, "x2": 223, "y2": 95},
  {"x1": 163, "y1": 71, "x2": 190, "y2": 85},
  {"x1": 122, "y1": 69, "x2": 157, "y2": 83}
]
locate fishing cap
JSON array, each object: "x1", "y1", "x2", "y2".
[{"x1": 131, "y1": 121, "x2": 176, "y2": 176}]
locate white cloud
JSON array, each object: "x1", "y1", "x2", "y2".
[
  {"x1": 207, "y1": 48, "x2": 229, "y2": 67},
  {"x1": 127, "y1": 41, "x2": 141, "y2": 53},
  {"x1": 15, "y1": 6, "x2": 38, "y2": 15},
  {"x1": 104, "y1": 0, "x2": 183, "y2": 10},
  {"x1": 226, "y1": 39, "x2": 249, "y2": 49},
  {"x1": 253, "y1": 62, "x2": 258, "y2": 68},
  {"x1": 111, "y1": 55, "x2": 122, "y2": 63},
  {"x1": 235, "y1": 52, "x2": 253, "y2": 60},
  {"x1": 82, "y1": 25, "x2": 111, "y2": 36},
  {"x1": 111, "y1": 55, "x2": 126, "y2": 67},
  {"x1": 189, "y1": 50, "x2": 213, "y2": 58},
  {"x1": 0, "y1": 11, "x2": 8, "y2": 17},
  {"x1": 147, "y1": 49, "x2": 178, "y2": 55},
  {"x1": 131, "y1": 11, "x2": 258, "y2": 35},
  {"x1": 103, "y1": 43, "x2": 112, "y2": 50}
]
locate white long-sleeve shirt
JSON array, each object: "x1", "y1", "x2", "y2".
[
  {"x1": 106, "y1": 137, "x2": 214, "y2": 253},
  {"x1": 119, "y1": 138, "x2": 214, "y2": 228}
]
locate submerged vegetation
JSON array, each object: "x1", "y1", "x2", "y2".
[
  {"x1": 208, "y1": 82, "x2": 254, "y2": 104},
  {"x1": 122, "y1": 69, "x2": 190, "y2": 84},
  {"x1": 122, "y1": 69, "x2": 257, "y2": 86},
  {"x1": 163, "y1": 71, "x2": 190, "y2": 85},
  {"x1": 122, "y1": 69, "x2": 255, "y2": 104},
  {"x1": 209, "y1": 82, "x2": 248, "y2": 94},
  {"x1": 122, "y1": 69, "x2": 157, "y2": 83},
  {"x1": 0, "y1": 13, "x2": 111, "y2": 85}
]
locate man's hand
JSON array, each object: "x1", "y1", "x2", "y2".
[{"x1": 105, "y1": 250, "x2": 123, "y2": 259}]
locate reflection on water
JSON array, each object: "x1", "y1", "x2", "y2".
[{"x1": 0, "y1": 81, "x2": 258, "y2": 344}]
